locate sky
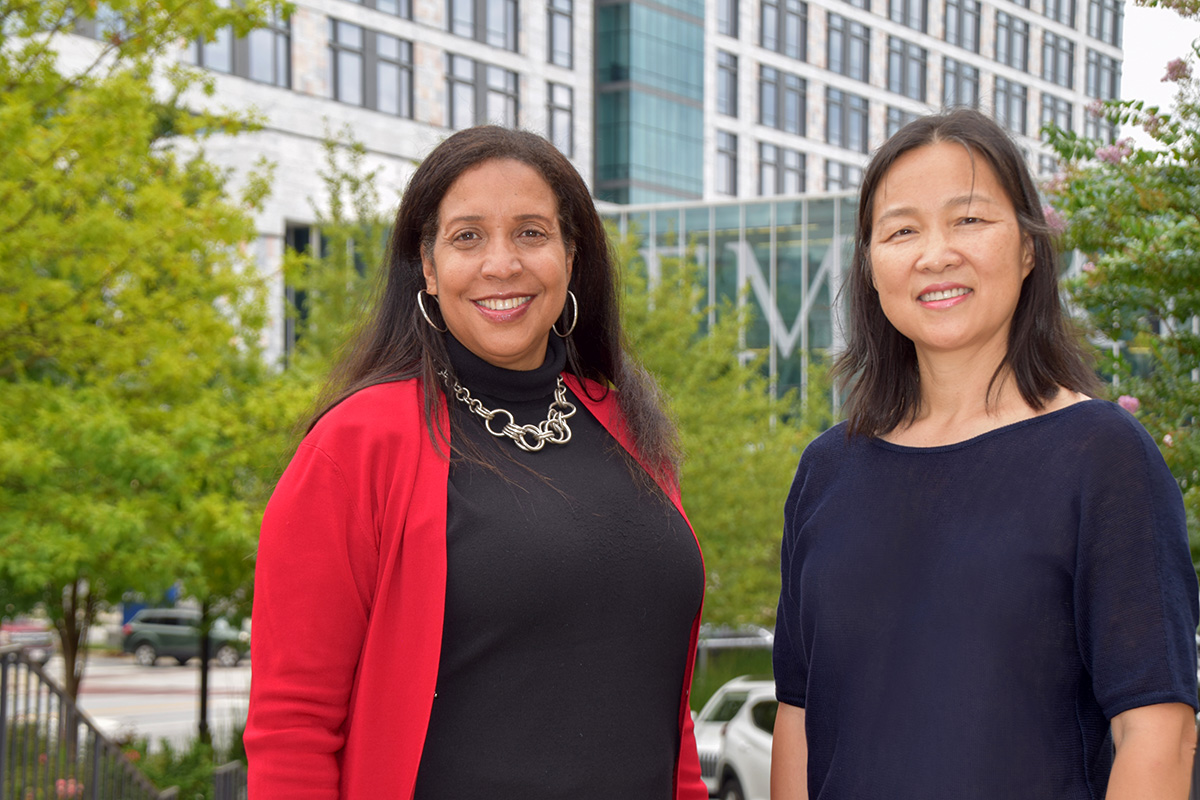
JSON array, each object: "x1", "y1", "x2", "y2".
[{"x1": 1120, "y1": 3, "x2": 1200, "y2": 143}]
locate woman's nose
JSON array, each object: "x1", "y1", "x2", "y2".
[
  {"x1": 480, "y1": 237, "x2": 522, "y2": 278},
  {"x1": 916, "y1": 229, "x2": 963, "y2": 273}
]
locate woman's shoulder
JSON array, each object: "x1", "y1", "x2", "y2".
[{"x1": 305, "y1": 378, "x2": 432, "y2": 452}]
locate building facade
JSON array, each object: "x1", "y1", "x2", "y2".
[{"x1": 68, "y1": 0, "x2": 1123, "y2": 366}]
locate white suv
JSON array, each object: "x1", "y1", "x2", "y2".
[
  {"x1": 712, "y1": 680, "x2": 777, "y2": 800},
  {"x1": 692, "y1": 676, "x2": 775, "y2": 797}
]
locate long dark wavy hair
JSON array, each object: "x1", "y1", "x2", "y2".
[
  {"x1": 308, "y1": 126, "x2": 680, "y2": 482},
  {"x1": 834, "y1": 108, "x2": 1100, "y2": 438}
]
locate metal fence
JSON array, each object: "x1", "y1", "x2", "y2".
[
  {"x1": 212, "y1": 762, "x2": 246, "y2": 800},
  {"x1": 1, "y1": 646, "x2": 177, "y2": 800}
]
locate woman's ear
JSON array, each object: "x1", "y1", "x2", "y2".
[
  {"x1": 1021, "y1": 235, "x2": 1035, "y2": 279},
  {"x1": 421, "y1": 249, "x2": 438, "y2": 294}
]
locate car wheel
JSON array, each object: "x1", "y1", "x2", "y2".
[
  {"x1": 134, "y1": 643, "x2": 158, "y2": 667},
  {"x1": 216, "y1": 645, "x2": 241, "y2": 668},
  {"x1": 176, "y1": 656, "x2": 190, "y2": 666},
  {"x1": 720, "y1": 777, "x2": 745, "y2": 800}
]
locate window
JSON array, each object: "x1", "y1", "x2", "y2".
[
  {"x1": 889, "y1": 0, "x2": 927, "y2": 32},
  {"x1": 944, "y1": 0, "x2": 980, "y2": 52},
  {"x1": 1085, "y1": 49, "x2": 1120, "y2": 99},
  {"x1": 750, "y1": 701, "x2": 779, "y2": 734},
  {"x1": 762, "y1": 0, "x2": 808, "y2": 61},
  {"x1": 348, "y1": 0, "x2": 413, "y2": 15},
  {"x1": 942, "y1": 57, "x2": 980, "y2": 108},
  {"x1": 1038, "y1": 153, "x2": 1059, "y2": 175},
  {"x1": 717, "y1": 131, "x2": 738, "y2": 195},
  {"x1": 448, "y1": 53, "x2": 519, "y2": 129},
  {"x1": 547, "y1": 82, "x2": 573, "y2": 155},
  {"x1": 759, "y1": 142, "x2": 806, "y2": 194},
  {"x1": 718, "y1": 0, "x2": 739, "y2": 37},
  {"x1": 548, "y1": 0, "x2": 572, "y2": 67},
  {"x1": 1084, "y1": 112, "x2": 1116, "y2": 143},
  {"x1": 994, "y1": 76, "x2": 1028, "y2": 134},
  {"x1": 1087, "y1": 0, "x2": 1122, "y2": 46},
  {"x1": 825, "y1": 159, "x2": 862, "y2": 190},
  {"x1": 717, "y1": 51, "x2": 738, "y2": 116},
  {"x1": 759, "y1": 66, "x2": 806, "y2": 135},
  {"x1": 449, "y1": 0, "x2": 518, "y2": 51},
  {"x1": 1040, "y1": 93, "x2": 1072, "y2": 139},
  {"x1": 827, "y1": 87, "x2": 869, "y2": 153},
  {"x1": 247, "y1": 9, "x2": 291, "y2": 86},
  {"x1": 888, "y1": 37, "x2": 926, "y2": 101},
  {"x1": 330, "y1": 20, "x2": 364, "y2": 106},
  {"x1": 886, "y1": 106, "x2": 920, "y2": 137},
  {"x1": 329, "y1": 21, "x2": 413, "y2": 115},
  {"x1": 1042, "y1": 32, "x2": 1074, "y2": 89},
  {"x1": 844, "y1": 0, "x2": 870, "y2": 9},
  {"x1": 828, "y1": 14, "x2": 870, "y2": 82},
  {"x1": 375, "y1": 34, "x2": 414, "y2": 116},
  {"x1": 995, "y1": 12, "x2": 1029, "y2": 70},
  {"x1": 1044, "y1": 0, "x2": 1074, "y2": 26}
]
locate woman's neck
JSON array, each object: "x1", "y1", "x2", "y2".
[{"x1": 883, "y1": 344, "x2": 1078, "y2": 447}]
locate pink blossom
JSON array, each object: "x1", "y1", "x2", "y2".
[
  {"x1": 1042, "y1": 172, "x2": 1066, "y2": 196},
  {"x1": 1142, "y1": 112, "x2": 1166, "y2": 137},
  {"x1": 1086, "y1": 99, "x2": 1106, "y2": 118},
  {"x1": 1162, "y1": 58, "x2": 1192, "y2": 83},
  {"x1": 1043, "y1": 205, "x2": 1067, "y2": 236},
  {"x1": 1163, "y1": 433, "x2": 1175, "y2": 447},
  {"x1": 1118, "y1": 395, "x2": 1140, "y2": 413},
  {"x1": 1095, "y1": 138, "x2": 1133, "y2": 164},
  {"x1": 1081, "y1": 261, "x2": 1096, "y2": 273}
]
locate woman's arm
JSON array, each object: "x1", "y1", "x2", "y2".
[
  {"x1": 770, "y1": 702, "x2": 808, "y2": 800},
  {"x1": 1106, "y1": 702, "x2": 1196, "y2": 800}
]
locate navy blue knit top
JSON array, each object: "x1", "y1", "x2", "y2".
[{"x1": 773, "y1": 400, "x2": 1198, "y2": 799}]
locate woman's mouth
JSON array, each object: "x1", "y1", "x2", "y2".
[{"x1": 475, "y1": 296, "x2": 532, "y2": 311}]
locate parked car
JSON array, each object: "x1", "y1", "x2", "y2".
[
  {"x1": 712, "y1": 678, "x2": 777, "y2": 800},
  {"x1": 122, "y1": 608, "x2": 249, "y2": 667},
  {"x1": 0, "y1": 617, "x2": 57, "y2": 665},
  {"x1": 693, "y1": 675, "x2": 774, "y2": 796}
]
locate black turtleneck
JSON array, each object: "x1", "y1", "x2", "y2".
[{"x1": 412, "y1": 334, "x2": 704, "y2": 800}]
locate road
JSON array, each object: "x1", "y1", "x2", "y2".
[{"x1": 44, "y1": 653, "x2": 251, "y2": 752}]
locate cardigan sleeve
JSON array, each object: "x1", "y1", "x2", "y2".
[{"x1": 245, "y1": 409, "x2": 401, "y2": 797}]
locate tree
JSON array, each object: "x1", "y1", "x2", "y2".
[
  {"x1": 617, "y1": 239, "x2": 819, "y2": 626},
  {"x1": 1046, "y1": 6, "x2": 1200, "y2": 571},
  {"x1": 0, "y1": 0, "x2": 287, "y2": 701}
]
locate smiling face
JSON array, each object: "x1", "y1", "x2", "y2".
[
  {"x1": 868, "y1": 141, "x2": 1034, "y2": 364},
  {"x1": 422, "y1": 158, "x2": 573, "y2": 371}
]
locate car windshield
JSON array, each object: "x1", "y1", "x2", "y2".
[{"x1": 703, "y1": 691, "x2": 749, "y2": 723}]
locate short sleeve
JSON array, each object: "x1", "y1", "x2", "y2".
[
  {"x1": 774, "y1": 452, "x2": 813, "y2": 708},
  {"x1": 1075, "y1": 410, "x2": 1199, "y2": 719}
]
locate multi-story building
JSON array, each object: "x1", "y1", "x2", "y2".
[{"x1": 69, "y1": 0, "x2": 1123, "y2": 374}]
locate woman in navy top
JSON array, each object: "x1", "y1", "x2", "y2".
[{"x1": 771, "y1": 109, "x2": 1199, "y2": 798}]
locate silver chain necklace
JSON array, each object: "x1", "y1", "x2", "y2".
[{"x1": 439, "y1": 371, "x2": 577, "y2": 452}]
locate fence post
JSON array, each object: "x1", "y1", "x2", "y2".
[{"x1": 0, "y1": 649, "x2": 11, "y2": 788}]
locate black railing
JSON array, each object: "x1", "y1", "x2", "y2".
[
  {"x1": 213, "y1": 762, "x2": 246, "y2": 800},
  {"x1": 1, "y1": 646, "x2": 177, "y2": 800}
]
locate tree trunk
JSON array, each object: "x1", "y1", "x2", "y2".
[
  {"x1": 198, "y1": 599, "x2": 211, "y2": 744},
  {"x1": 53, "y1": 579, "x2": 93, "y2": 702}
]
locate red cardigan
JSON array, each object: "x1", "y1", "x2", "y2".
[{"x1": 245, "y1": 375, "x2": 708, "y2": 798}]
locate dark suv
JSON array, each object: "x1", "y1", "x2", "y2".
[{"x1": 122, "y1": 608, "x2": 249, "y2": 667}]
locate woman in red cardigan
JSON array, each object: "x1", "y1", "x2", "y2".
[{"x1": 245, "y1": 126, "x2": 708, "y2": 800}]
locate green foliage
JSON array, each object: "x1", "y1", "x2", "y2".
[
  {"x1": 127, "y1": 732, "x2": 246, "y2": 800},
  {"x1": 618, "y1": 235, "x2": 818, "y2": 626},
  {"x1": 690, "y1": 647, "x2": 774, "y2": 711},
  {"x1": 283, "y1": 132, "x2": 397, "y2": 373},
  {"x1": 1046, "y1": 30, "x2": 1200, "y2": 574},
  {"x1": 0, "y1": 0, "x2": 291, "y2": 698}
]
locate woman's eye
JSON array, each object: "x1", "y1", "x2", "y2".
[
  {"x1": 960, "y1": 217, "x2": 982, "y2": 225},
  {"x1": 454, "y1": 231, "x2": 479, "y2": 242},
  {"x1": 519, "y1": 228, "x2": 547, "y2": 239}
]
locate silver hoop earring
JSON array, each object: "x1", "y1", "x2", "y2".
[
  {"x1": 417, "y1": 290, "x2": 447, "y2": 333},
  {"x1": 552, "y1": 290, "x2": 578, "y2": 338}
]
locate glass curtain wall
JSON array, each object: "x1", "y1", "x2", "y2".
[{"x1": 602, "y1": 193, "x2": 856, "y2": 401}]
